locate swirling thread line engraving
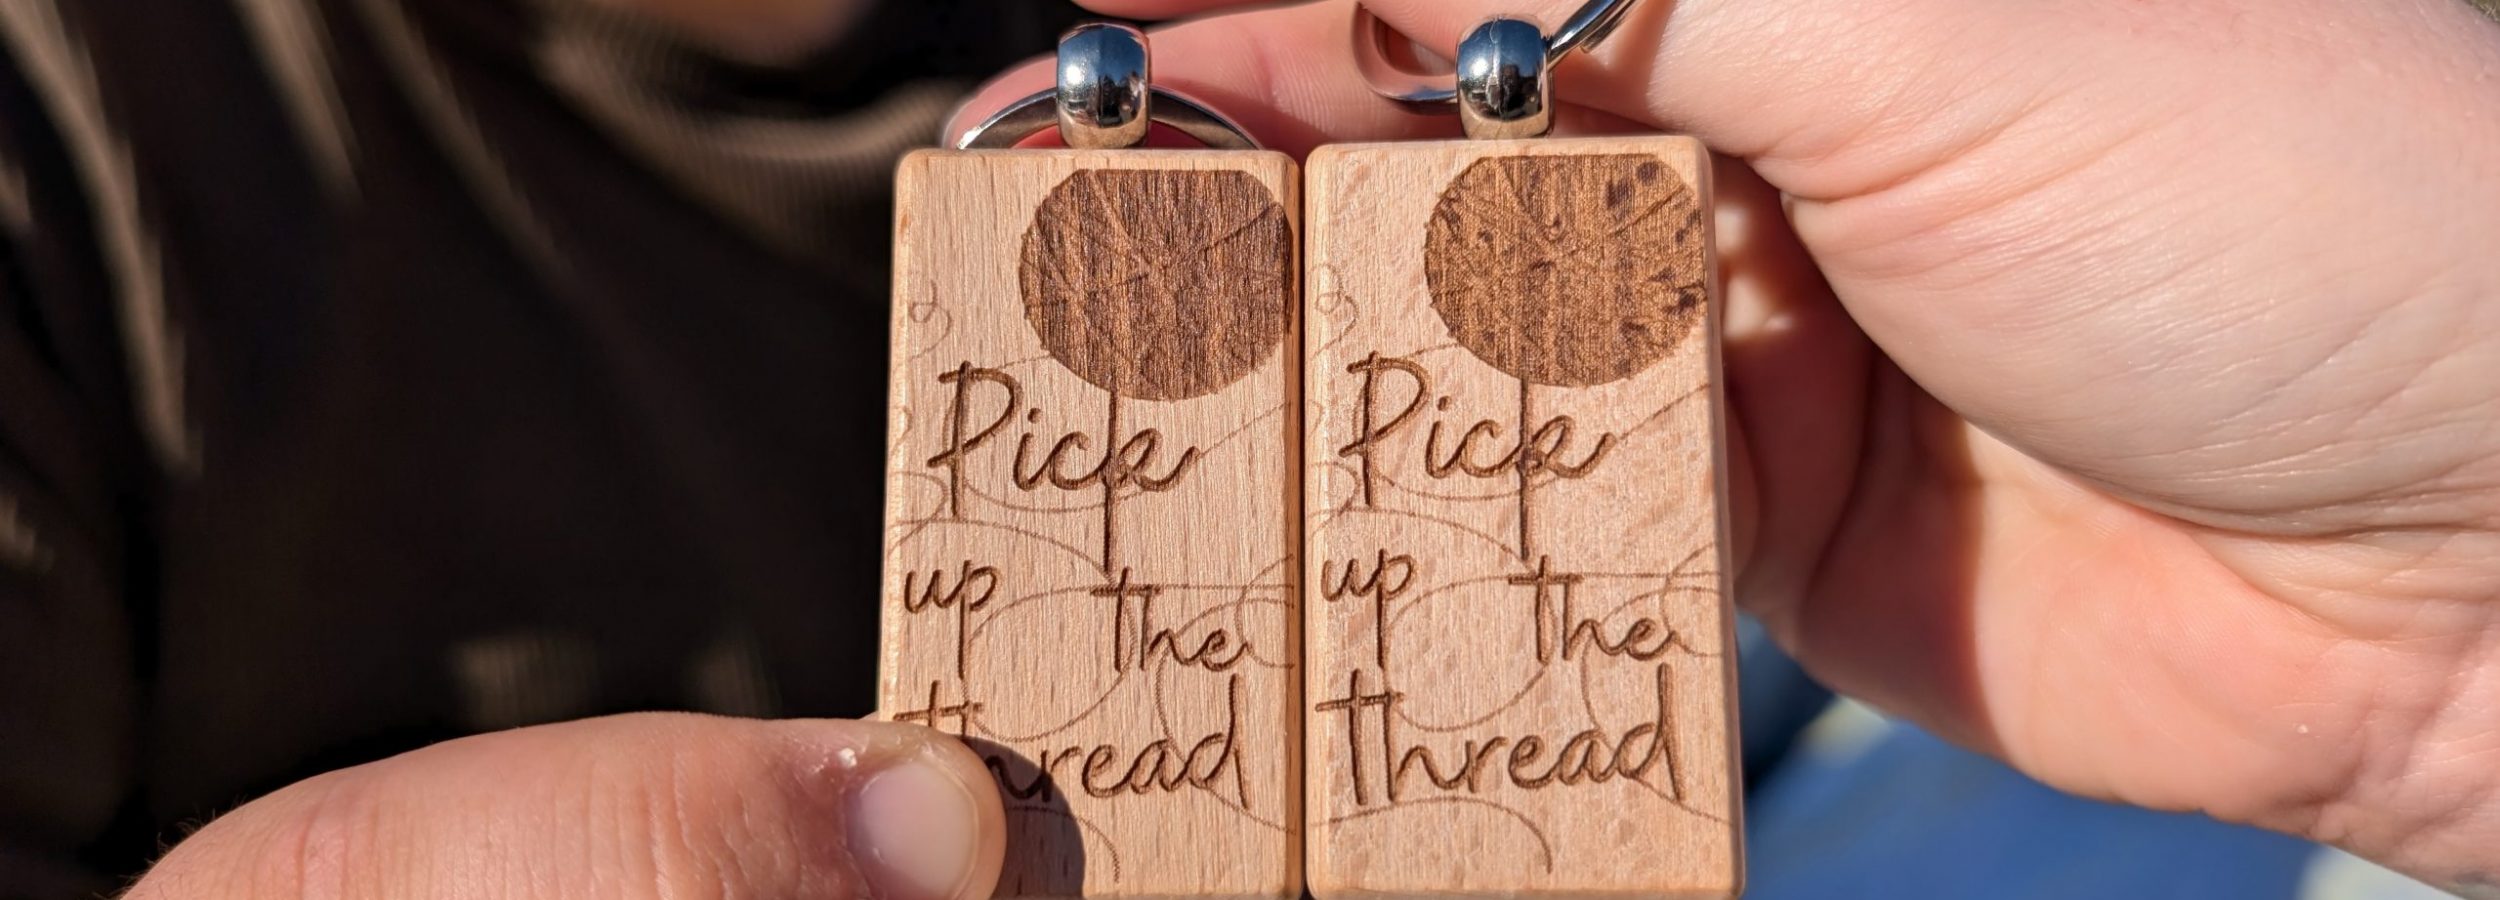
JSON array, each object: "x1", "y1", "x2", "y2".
[
  {"x1": 1307, "y1": 150, "x2": 1728, "y2": 877},
  {"x1": 890, "y1": 165, "x2": 1300, "y2": 887}
]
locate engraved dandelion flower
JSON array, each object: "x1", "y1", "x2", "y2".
[
  {"x1": 1425, "y1": 154, "x2": 1707, "y2": 388},
  {"x1": 1021, "y1": 169, "x2": 1293, "y2": 402},
  {"x1": 1423, "y1": 153, "x2": 1709, "y2": 562},
  {"x1": 1019, "y1": 167, "x2": 1292, "y2": 575}
]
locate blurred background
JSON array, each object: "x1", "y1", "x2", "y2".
[{"x1": 0, "y1": 0, "x2": 2464, "y2": 897}]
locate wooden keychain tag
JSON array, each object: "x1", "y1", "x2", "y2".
[
  {"x1": 881, "y1": 24, "x2": 1302, "y2": 900},
  {"x1": 1303, "y1": 7, "x2": 1743, "y2": 899}
]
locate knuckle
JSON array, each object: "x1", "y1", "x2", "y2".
[
  {"x1": 598, "y1": 732, "x2": 822, "y2": 900},
  {"x1": 276, "y1": 774, "x2": 378, "y2": 900},
  {"x1": 132, "y1": 771, "x2": 379, "y2": 900}
]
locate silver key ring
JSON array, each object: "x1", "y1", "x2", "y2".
[
  {"x1": 957, "y1": 22, "x2": 1261, "y2": 151},
  {"x1": 1352, "y1": 0, "x2": 1644, "y2": 139}
]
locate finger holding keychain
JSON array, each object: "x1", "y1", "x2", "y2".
[
  {"x1": 956, "y1": 0, "x2": 2500, "y2": 894},
  {"x1": 1297, "y1": 3, "x2": 1743, "y2": 896},
  {"x1": 884, "y1": 21, "x2": 1306, "y2": 900}
]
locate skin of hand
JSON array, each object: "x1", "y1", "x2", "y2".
[
  {"x1": 124, "y1": 715, "x2": 1005, "y2": 900},
  {"x1": 952, "y1": 0, "x2": 2500, "y2": 891}
]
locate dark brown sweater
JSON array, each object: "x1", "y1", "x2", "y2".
[{"x1": 0, "y1": 1, "x2": 1081, "y2": 892}]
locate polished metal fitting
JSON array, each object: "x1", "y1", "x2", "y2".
[
  {"x1": 1055, "y1": 23, "x2": 1153, "y2": 149},
  {"x1": 1455, "y1": 18, "x2": 1554, "y2": 140},
  {"x1": 958, "y1": 22, "x2": 1258, "y2": 150},
  {"x1": 1352, "y1": 0, "x2": 1646, "y2": 140}
]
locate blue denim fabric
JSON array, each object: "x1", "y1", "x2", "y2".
[{"x1": 1728, "y1": 617, "x2": 2427, "y2": 899}]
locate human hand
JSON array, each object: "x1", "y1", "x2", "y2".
[
  {"x1": 954, "y1": 0, "x2": 2500, "y2": 891},
  {"x1": 126, "y1": 714, "x2": 1002, "y2": 900}
]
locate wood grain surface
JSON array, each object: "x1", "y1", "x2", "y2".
[
  {"x1": 1302, "y1": 136, "x2": 1741, "y2": 900},
  {"x1": 884, "y1": 149, "x2": 1302, "y2": 900}
]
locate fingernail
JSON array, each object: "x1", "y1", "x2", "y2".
[{"x1": 850, "y1": 753, "x2": 982, "y2": 900}]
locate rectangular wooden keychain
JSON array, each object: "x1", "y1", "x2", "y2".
[
  {"x1": 1303, "y1": 4, "x2": 1744, "y2": 898},
  {"x1": 881, "y1": 24, "x2": 1301, "y2": 900}
]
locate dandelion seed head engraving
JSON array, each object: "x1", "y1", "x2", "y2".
[
  {"x1": 1424, "y1": 155, "x2": 1707, "y2": 388},
  {"x1": 1021, "y1": 169, "x2": 1293, "y2": 402},
  {"x1": 1306, "y1": 140, "x2": 1739, "y2": 897},
  {"x1": 889, "y1": 152, "x2": 1302, "y2": 897}
]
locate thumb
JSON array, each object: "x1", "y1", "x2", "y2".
[{"x1": 126, "y1": 713, "x2": 1005, "y2": 900}]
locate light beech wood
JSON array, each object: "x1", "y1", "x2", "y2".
[
  {"x1": 1303, "y1": 137, "x2": 1742, "y2": 900},
  {"x1": 883, "y1": 149, "x2": 1303, "y2": 900}
]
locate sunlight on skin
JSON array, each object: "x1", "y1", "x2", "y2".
[
  {"x1": 952, "y1": 0, "x2": 2500, "y2": 890},
  {"x1": 619, "y1": 0, "x2": 2500, "y2": 887}
]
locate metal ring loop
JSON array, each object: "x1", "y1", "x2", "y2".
[
  {"x1": 954, "y1": 23, "x2": 1261, "y2": 151},
  {"x1": 1351, "y1": 0, "x2": 1643, "y2": 111},
  {"x1": 957, "y1": 86, "x2": 1259, "y2": 150},
  {"x1": 1547, "y1": 0, "x2": 1641, "y2": 58},
  {"x1": 1351, "y1": 4, "x2": 1459, "y2": 112}
]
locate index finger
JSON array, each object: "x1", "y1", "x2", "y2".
[
  {"x1": 954, "y1": 0, "x2": 2059, "y2": 204},
  {"x1": 945, "y1": 1, "x2": 1455, "y2": 156}
]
